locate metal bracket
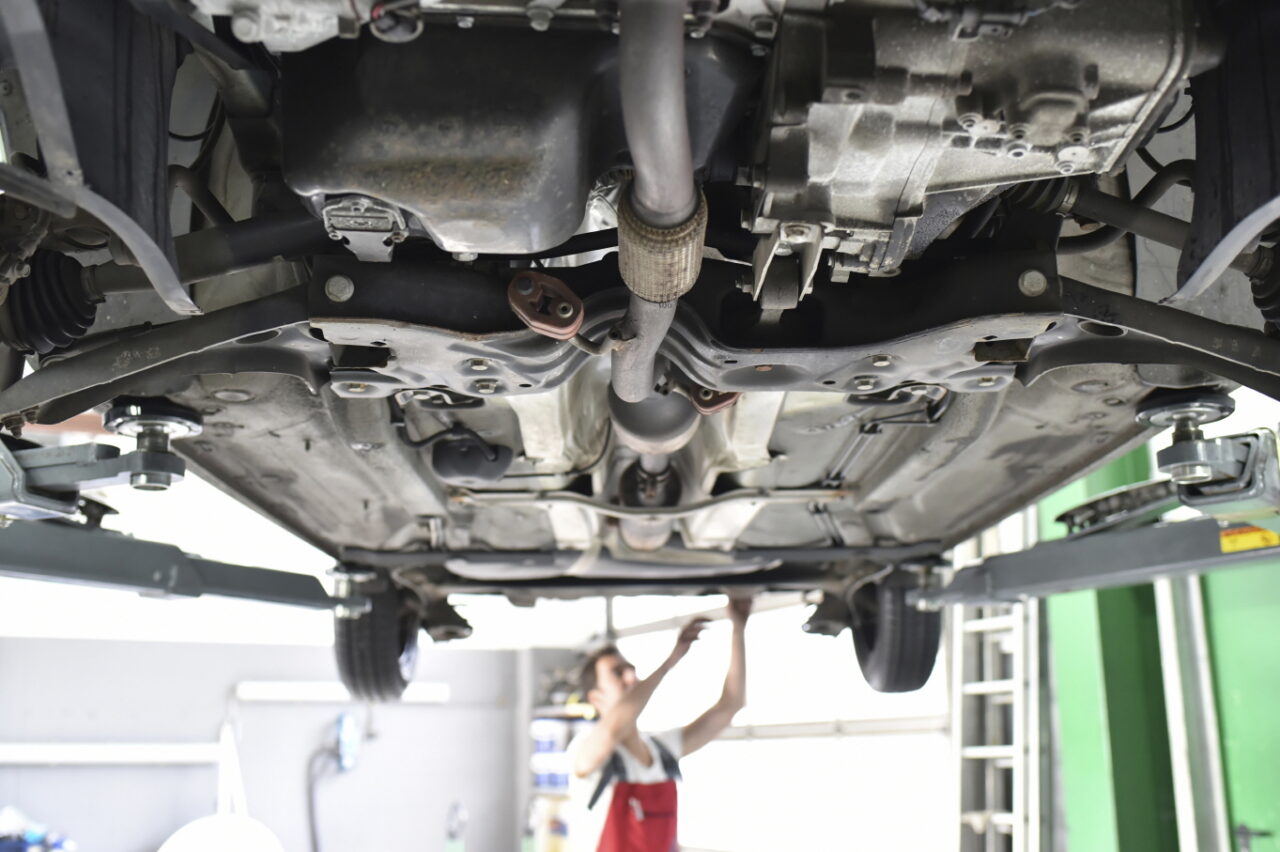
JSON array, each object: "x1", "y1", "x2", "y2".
[
  {"x1": 322, "y1": 195, "x2": 407, "y2": 263},
  {"x1": 749, "y1": 224, "x2": 823, "y2": 303}
]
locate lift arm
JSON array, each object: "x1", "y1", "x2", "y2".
[{"x1": 0, "y1": 520, "x2": 357, "y2": 611}]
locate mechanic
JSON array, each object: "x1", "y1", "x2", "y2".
[{"x1": 565, "y1": 598, "x2": 751, "y2": 852}]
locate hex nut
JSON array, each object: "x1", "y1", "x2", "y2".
[
  {"x1": 324, "y1": 275, "x2": 356, "y2": 303},
  {"x1": 556, "y1": 302, "x2": 575, "y2": 318},
  {"x1": 467, "y1": 359, "x2": 491, "y2": 372},
  {"x1": 870, "y1": 354, "x2": 892, "y2": 368},
  {"x1": 976, "y1": 376, "x2": 999, "y2": 387},
  {"x1": 853, "y1": 376, "x2": 878, "y2": 392},
  {"x1": 474, "y1": 379, "x2": 499, "y2": 394}
]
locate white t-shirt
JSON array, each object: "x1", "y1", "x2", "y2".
[{"x1": 563, "y1": 728, "x2": 684, "y2": 852}]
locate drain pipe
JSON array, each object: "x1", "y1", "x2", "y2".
[{"x1": 612, "y1": 0, "x2": 708, "y2": 403}]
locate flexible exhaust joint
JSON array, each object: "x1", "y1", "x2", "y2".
[{"x1": 611, "y1": 0, "x2": 707, "y2": 403}]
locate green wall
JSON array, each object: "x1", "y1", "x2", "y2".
[{"x1": 1037, "y1": 449, "x2": 1178, "y2": 852}]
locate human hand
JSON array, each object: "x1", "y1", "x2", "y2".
[
  {"x1": 728, "y1": 596, "x2": 753, "y2": 626},
  {"x1": 667, "y1": 617, "x2": 710, "y2": 665}
]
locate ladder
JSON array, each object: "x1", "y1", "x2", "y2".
[{"x1": 952, "y1": 516, "x2": 1042, "y2": 852}]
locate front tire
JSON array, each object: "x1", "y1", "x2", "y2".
[
  {"x1": 334, "y1": 575, "x2": 421, "y2": 701},
  {"x1": 849, "y1": 569, "x2": 942, "y2": 693}
]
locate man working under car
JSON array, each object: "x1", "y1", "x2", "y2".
[{"x1": 565, "y1": 598, "x2": 751, "y2": 852}]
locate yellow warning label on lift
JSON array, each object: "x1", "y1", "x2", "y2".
[{"x1": 1219, "y1": 525, "x2": 1280, "y2": 553}]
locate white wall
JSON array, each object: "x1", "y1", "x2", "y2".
[{"x1": 0, "y1": 638, "x2": 517, "y2": 852}]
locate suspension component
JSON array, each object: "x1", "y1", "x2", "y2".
[
  {"x1": 102, "y1": 397, "x2": 203, "y2": 491},
  {"x1": 0, "y1": 250, "x2": 101, "y2": 355},
  {"x1": 1136, "y1": 389, "x2": 1236, "y2": 485}
]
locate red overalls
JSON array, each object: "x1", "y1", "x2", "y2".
[{"x1": 588, "y1": 736, "x2": 681, "y2": 852}]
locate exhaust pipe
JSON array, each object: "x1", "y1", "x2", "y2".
[{"x1": 611, "y1": 0, "x2": 707, "y2": 403}]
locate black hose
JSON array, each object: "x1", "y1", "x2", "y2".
[
  {"x1": 306, "y1": 747, "x2": 338, "y2": 852},
  {"x1": 388, "y1": 398, "x2": 499, "y2": 461}
]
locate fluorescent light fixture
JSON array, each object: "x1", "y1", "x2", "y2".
[
  {"x1": 233, "y1": 680, "x2": 450, "y2": 704},
  {"x1": 0, "y1": 742, "x2": 221, "y2": 766}
]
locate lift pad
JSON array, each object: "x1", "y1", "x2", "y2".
[{"x1": 916, "y1": 517, "x2": 1280, "y2": 607}]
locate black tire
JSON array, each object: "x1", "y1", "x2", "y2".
[
  {"x1": 334, "y1": 577, "x2": 421, "y2": 701},
  {"x1": 849, "y1": 569, "x2": 942, "y2": 693}
]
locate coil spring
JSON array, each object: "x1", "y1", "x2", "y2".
[{"x1": 2, "y1": 251, "x2": 98, "y2": 355}]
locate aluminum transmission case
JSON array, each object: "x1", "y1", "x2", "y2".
[{"x1": 751, "y1": 1, "x2": 1203, "y2": 278}]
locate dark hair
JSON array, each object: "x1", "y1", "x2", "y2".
[{"x1": 577, "y1": 644, "x2": 621, "y2": 697}]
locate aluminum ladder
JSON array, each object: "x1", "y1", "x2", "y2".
[{"x1": 952, "y1": 518, "x2": 1043, "y2": 852}]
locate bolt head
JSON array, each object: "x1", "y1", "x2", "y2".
[
  {"x1": 976, "y1": 376, "x2": 999, "y2": 388},
  {"x1": 853, "y1": 376, "x2": 878, "y2": 392},
  {"x1": 130, "y1": 471, "x2": 173, "y2": 492},
  {"x1": 467, "y1": 359, "x2": 490, "y2": 372},
  {"x1": 515, "y1": 276, "x2": 535, "y2": 295},
  {"x1": 457, "y1": 15, "x2": 475, "y2": 28},
  {"x1": 783, "y1": 224, "x2": 809, "y2": 241},
  {"x1": 343, "y1": 382, "x2": 370, "y2": 394},
  {"x1": 453, "y1": 251, "x2": 478, "y2": 261},
  {"x1": 870, "y1": 354, "x2": 892, "y2": 368},
  {"x1": 324, "y1": 275, "x2": 356, "y2": 303},
  {"x1": 1018, "y1": 269, "x2": 1049, "y2": 297}
]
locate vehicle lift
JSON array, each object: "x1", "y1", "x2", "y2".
[{"x1": 0, "y1": 390, "x2": 1275, "y2": 619}]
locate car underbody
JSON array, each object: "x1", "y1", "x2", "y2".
[{"x1": 1, "y1": 0, "x2": 1279, "y2": 691}]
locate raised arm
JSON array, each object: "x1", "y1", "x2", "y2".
[
  {"x1": 681, "y1": 597, "x2": 751, "y2": 756},
  {"x1": 572, "y1": 618, "x2": 708, "y2": 778}
]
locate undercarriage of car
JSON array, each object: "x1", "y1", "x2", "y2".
[{"x1": 1, "y1": 0, "x2": 1278, "y2": 693}]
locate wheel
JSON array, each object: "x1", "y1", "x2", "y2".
[
  {"x1": 334, "y1": 575, "x2": 421, "y2": 701},
  {"x1": 849, "y1": 569, "x2": 942, "y2": 693}
]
